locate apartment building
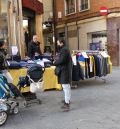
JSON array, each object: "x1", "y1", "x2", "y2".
[{"x1": 54, "y1": 0, "x2": 120, "y2": 66}]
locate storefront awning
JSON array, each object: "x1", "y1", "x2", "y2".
[{"x1": 22, "y1": 0, "x2": 43, "y2": 14}]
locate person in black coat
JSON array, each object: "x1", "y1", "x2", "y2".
[
  {"x1": 54, "y1": 39, "x2": 72, "y2": 111},
  {"x1": 0, "y1": 39, "x2": 13, "y2": 83},
  {"x1": 28, "y1": 35, "x2": 42, "y2": 58}
]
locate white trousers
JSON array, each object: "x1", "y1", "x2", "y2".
[
  {"x1": 62, "y1": 84, "x2": 71, "y2": 104},
  {"x1": 2, "y1": 70, "x2": 13, "y2": 83}
]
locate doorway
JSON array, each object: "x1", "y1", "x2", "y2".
[{"x1": 22, "y1": 8, "x2": 36, "y2": 54}]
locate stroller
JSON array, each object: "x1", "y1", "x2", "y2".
[
  {"x1": 17, "y1": 65, "x2": 44, "y2": 106},
  {"x1": 0, "y1": 74, "x2": 19, "y2": 126}
]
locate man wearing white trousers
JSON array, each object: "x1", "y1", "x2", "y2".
[{"x1": 54, "y1": 39, "x2": 72, "y2": 111}]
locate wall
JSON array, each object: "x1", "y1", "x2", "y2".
[
  {"x1": 36, "y1": 0, "x2": 44, "y2": 53},
  {"x1": 36, "y1": 14, "x2": 44, "y2": 52},
  {"x1": 42, "y1": 0, "x2": 53, "y2": 22},
  {"x1": 67, "y1": 24, "x2": 78, "y2": 51},
  {"x1": 0, "y1": 1, "x2": 1, "y2": 14},
  {"x1": 0, "y1": 0, "x2": 7, "y2": 13},
  {"x1": 78, "y1": 17, "x2": 106, "y2": 50},
  {"x1": 68, "y1": 37, "x2": 78, "y2": 51},
  {"x1": 107, "y1": 17, "x2": 120, "y2": 66},
  {"x1": 55, "y1": 0, "x2": 120, "y2": 24}
]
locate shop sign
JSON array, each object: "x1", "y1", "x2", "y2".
[
  {"x1": 100, "y1": 6, "x2": 108, "y2": 16},
  {"x1": 22, "y1": 0, "x2": 43, "y2": 14}
]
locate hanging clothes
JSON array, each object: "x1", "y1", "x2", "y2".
[
  {"x1": 72, "y1": 61, "x2": 84, "y2": 81},
  {"x1": 71, "y1": 50, "x2": 112, "y2": 81}
]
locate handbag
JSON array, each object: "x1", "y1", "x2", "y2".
[
  {"x1": 29, "y1": 77, "x2": 44, "y2": 93},
  {"x1": 55, "y1": 66, "x2": 61, "y2": 76},
  {"x1": 30, "y1": 81, "x2": 44, "y2": 93}
]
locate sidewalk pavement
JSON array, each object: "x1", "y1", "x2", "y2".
[{"x1": 1, "y1": 68, "x2": 120, "y2": 129}]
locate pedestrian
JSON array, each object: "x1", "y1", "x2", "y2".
[
  {"x1": 23, "y1": 28, "x2": 29, "y2": 54},
  {"x1": 28, "y1": 34, "x2": 42, "y2": 58},
  {"x1": 54, "y1": 39, "x2": 72, "y2": 111},
  {"x1": 0, "y1": 39, "x2": 13, "y2": 83}
]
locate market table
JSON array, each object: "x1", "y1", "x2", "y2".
[{"x1": 9, "y1": 66, "x2": 62, "y2": 92}]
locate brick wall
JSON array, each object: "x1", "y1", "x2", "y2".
[
  {"x1": 54, "y1": 0, "x2": 120, "y2": 24},
  {"x1": 107, "y1": 17, "x2": 120, "y2": 66}
]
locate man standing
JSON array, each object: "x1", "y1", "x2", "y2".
[
  {"x1": 28, "y1": 35, "x2": 42, "y2": 58},
  {"x1": 54, "y1": 40, "x2": 72, "y2": 111}
]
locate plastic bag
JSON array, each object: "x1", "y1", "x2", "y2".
[{"x1": 30, "y1": 81, "x2": 44, "y2": 93}]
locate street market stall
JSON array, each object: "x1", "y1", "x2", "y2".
[{"x1": 10, "y1": 66, "x2": 62, "y2": 92}]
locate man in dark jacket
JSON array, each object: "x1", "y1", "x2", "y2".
[
  {"x1": 28, "y1": 35, "x2": 42, "y2": 58},
  {"x1": 54, "y1": 39, "x2": 72, "y2": 111}
]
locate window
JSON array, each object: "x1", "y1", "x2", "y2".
[
  {"x1": 65, "y1": 0, "x2": 76, "y2": 15},
  {"x1": 79, "y1": 0, "x2": 90, "y2": 11}
]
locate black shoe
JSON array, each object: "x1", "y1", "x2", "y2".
[{"x1": 61, "y1": 103, "x2": 70, "y2": 111}]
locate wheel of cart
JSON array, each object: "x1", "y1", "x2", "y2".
[{"x1": 0, "y1": 111, "x2": 8, "y2": 126}]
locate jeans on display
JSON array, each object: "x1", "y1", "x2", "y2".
[{"x1": 62, "y1": 84, "x2": 71, "y2": 104}]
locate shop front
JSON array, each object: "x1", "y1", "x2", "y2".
[
  {"x1": 56, "y1": 17, "x2": 107, "y2": 52},
  {"x1": 88, "y1": 31, "x2": 107, "y2": 51},
  {"x1": 0, "y1": 0, "x2": 43, "y2": 58},
  {"x1": 22, "y1": 0, "x2": 44, "y2": 55}
]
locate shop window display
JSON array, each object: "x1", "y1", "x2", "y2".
[{"x1": 88, "y1": 31, "x2": 107, "y2": 51}]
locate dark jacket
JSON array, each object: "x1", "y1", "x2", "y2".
[
  {"x1": 28, "y1": 41, "x2": 42, "y2": 58},
  {"x1": 72, "y1": 61, "x2": 84, "y2": 81},
  {"x1": 0, "y1": 49, "x2": 8, "y2": 70},
  {"x1": 54, "y1": 46, "x2": 72, "y2": 84}
]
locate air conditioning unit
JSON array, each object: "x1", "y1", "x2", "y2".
[{"x1": 58, "y1": 11, "x2": 62, "y2": 18}]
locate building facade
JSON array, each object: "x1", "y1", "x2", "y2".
[
  {"x1": 0, "y1": 0, "x2": 43, "y2": 58},
  {"x1": 42, "y1": 0, "x2": 55, "y2": 54},
  {"x1": 54, "y1": 0, "x2": 120, "y2": 66}
]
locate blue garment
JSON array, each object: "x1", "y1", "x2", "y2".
[
  {"x1": 0, "y1": 74, "x2": 14, "y2": 98},
  {"x1": 78, "y1": 55, "x2": 85, "y2": 62}
]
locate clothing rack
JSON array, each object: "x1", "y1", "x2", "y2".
[
  {"x1": 71, "y1": 50, "x2": 111, "y2": 87},
  {"x1": 72, "y1": 50, "x2": 108, "y2": 54},
  {"x1": 72, "y1": 50, "x2": 100, "y2": 52}
]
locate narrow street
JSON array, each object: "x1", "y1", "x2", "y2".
[{"x1": 1, "y1": 68, "x2": 120, "y2": 129}]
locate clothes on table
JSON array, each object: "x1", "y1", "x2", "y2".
[{"x1": 10, "y1": 66, "x2": 62, "y2": 92}]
